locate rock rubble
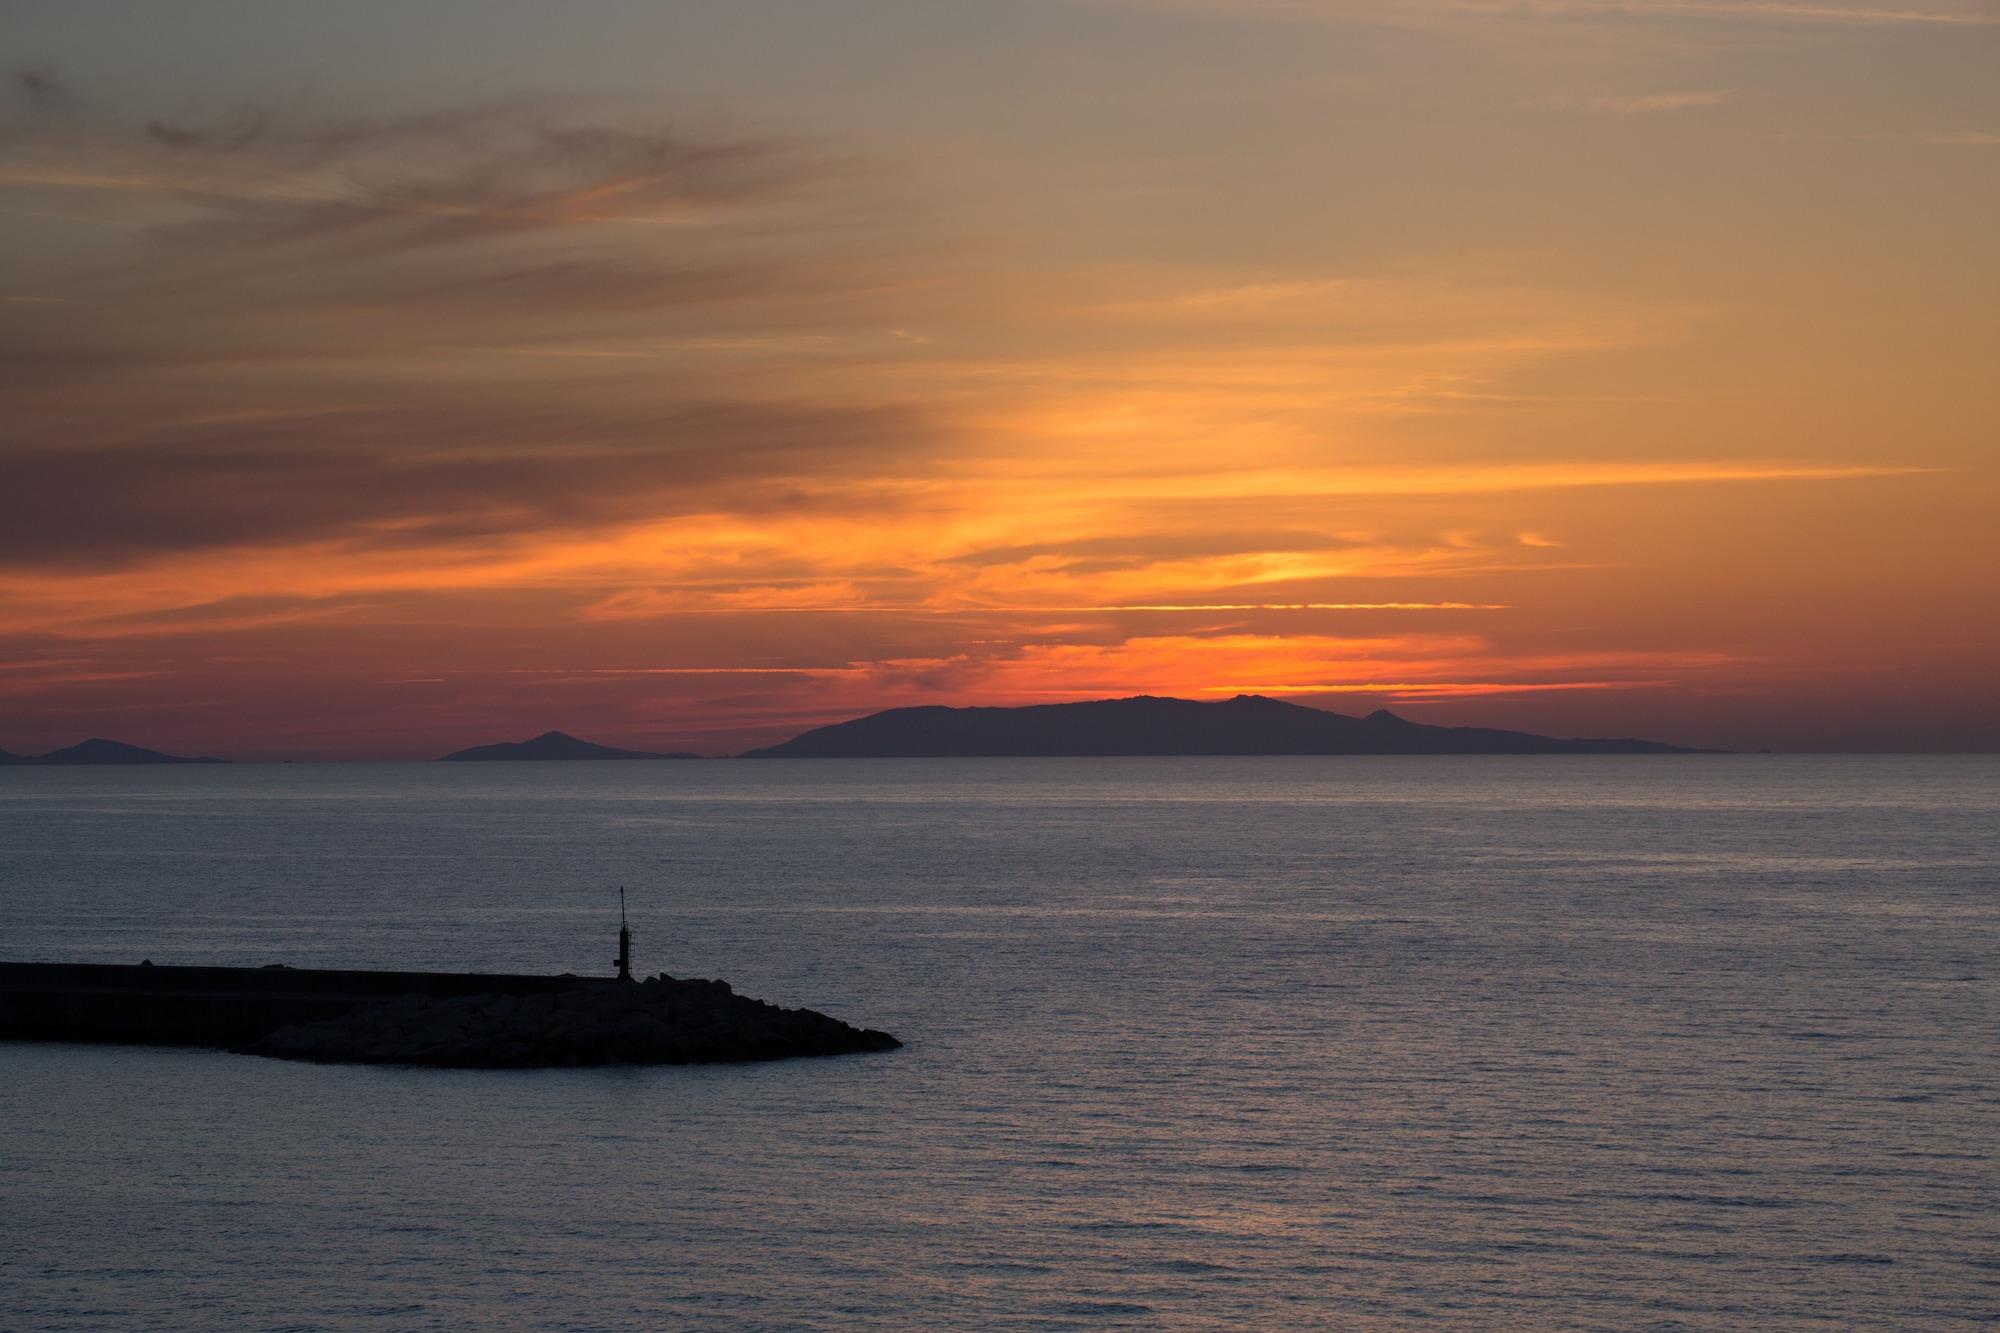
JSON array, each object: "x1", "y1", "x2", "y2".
[{"x1": 235, "y1": 974, "x2": 901, "y2": 1068}]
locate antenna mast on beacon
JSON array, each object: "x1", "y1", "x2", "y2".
[{"x1": 615, "y1": 886, "x2": 634, "y2": 982}]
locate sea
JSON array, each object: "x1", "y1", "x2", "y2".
[{"x1": 1, "y1": 756, "x2": 1996, "y2": 1330}]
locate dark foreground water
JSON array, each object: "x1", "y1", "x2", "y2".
[{"x1": 1, "y1": 756, "x2": 1996, "y2": 1329}]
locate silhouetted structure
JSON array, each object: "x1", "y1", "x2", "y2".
[
  {"x1": 616, "y1": 887, "x2": 634, "y2": 982},
  {"x1": 0, "y1": 959, "x2": 898, "y2": 1068}
]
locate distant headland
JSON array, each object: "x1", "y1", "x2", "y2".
[
  {"x1": 4, "y1": 699, "x2": 1717, "y2": 764},
  {"x1": 439, "y1": 730, "x2": 701, "y2": 762},
  {"x1": 741, "y1": 694, "x2": 1713, "y2": 758},
  {"x1": 0, "y1": 739, "x2": 228, "y2": 766}
]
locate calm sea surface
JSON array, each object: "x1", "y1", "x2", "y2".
[{"x1": 1, "y1": 756, "x2": 1996, "y2": 1329}]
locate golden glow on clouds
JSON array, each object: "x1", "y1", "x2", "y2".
[{"x1": 0, "y1": 8, "x2": 1994, "y2": 755}]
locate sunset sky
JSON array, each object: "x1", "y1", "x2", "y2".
[{"x1": 2, "y1": 0, "x2": 1995, "y2": 758}]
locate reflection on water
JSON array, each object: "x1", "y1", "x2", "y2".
[{"x1": 2, "y1": 756, "x2": 1996, "y2": 1328}]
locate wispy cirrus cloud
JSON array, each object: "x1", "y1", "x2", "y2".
[
  {"x1": 1407, "y1": 0, "x2": 1996, "y2": 23},
  {"x1": 0, "y1": 68, "x2": 939, "y2": 574},
  {"x1": 0, "y1": 400, "x2": 931, "y2": 569},
  {"x1": 1855, "y1": 129, "x2": 2000, "y2": 144},
  {"x1": 1536, "y1": 88, "x2": 1739, "y2": 113},
  {"x1": 1103, "y1": 0, "x2": 1998, "y2": 26},
  {"x1": 806, "y1": 633, "x2": 1747, "y2": 708}
]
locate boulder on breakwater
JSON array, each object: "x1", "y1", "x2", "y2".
[{"x1": 234, "y1": 973, "x2": 901, "y2": 1068}]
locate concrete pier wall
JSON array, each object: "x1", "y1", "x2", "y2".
[{"x1": 0, "y1": 961, "x2": 609, "y2": 1049}]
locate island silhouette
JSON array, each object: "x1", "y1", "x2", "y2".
[
  {"x1": 439, "y1": 730, "x2": 701, "y2": 762},
  {"x1": 0, "y1": 738, "x2": 228, "y2": 765},
  {"x1": 6, "y1": 701, "x2": 1711, "y2": 764},
  {"x1": 741, "y1": 694, "x2": 1712, "y2": 758}
]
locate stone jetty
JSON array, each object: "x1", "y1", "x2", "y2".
[
  {"x1": 0, "y1": 961, "x2": 900, "y2": 1069},
  {"x1": 238, "y1": 973, "x2": 901, "y2": 1068}
]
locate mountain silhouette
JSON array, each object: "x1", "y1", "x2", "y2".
[
  {"x1": 741, "y1": 695, "x2": 1712, "y2": 758},
  {"x1": 6, "y1": 738, "x2": 230, "y2": 765},
  {"x1": 439, "y1": 730, "x2": 701, "y2": 761}
]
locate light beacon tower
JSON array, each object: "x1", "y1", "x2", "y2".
[{"x1": 615, "y1": 886, "x2": 634, "y2": 982}]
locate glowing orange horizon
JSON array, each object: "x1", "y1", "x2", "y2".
[{"x1": 1, "y1": 20, "x2": 1994, "y2": 757}]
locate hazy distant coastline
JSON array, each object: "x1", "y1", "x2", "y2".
[
  {"x1": 0, "y1": 739, "x2": 228, "y2": 766},
  {"x1": 4, "y1": 695, "x2": 1718, "y2": 764},
  {"x1": 744, "y1": 696, "x2": 1712, "y2": 756},
  {"x1": 748, "y1": 694, "x2": 1711, "y2": 758},
  {"x1": 438, "y1": 731, "x2": 701, "y2": 762}
]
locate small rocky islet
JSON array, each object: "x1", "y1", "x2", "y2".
[{"x1": 235, "y1": 973, "x2": 901, "y2": 1069}]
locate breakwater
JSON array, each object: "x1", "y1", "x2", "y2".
[{"x1": 0, "y1": 961, "x2": 900, "y2": 1067}]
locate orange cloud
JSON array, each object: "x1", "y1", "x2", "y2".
[{"x1": 2, "y1": 69, "x2": 1989, "y2": 758}]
